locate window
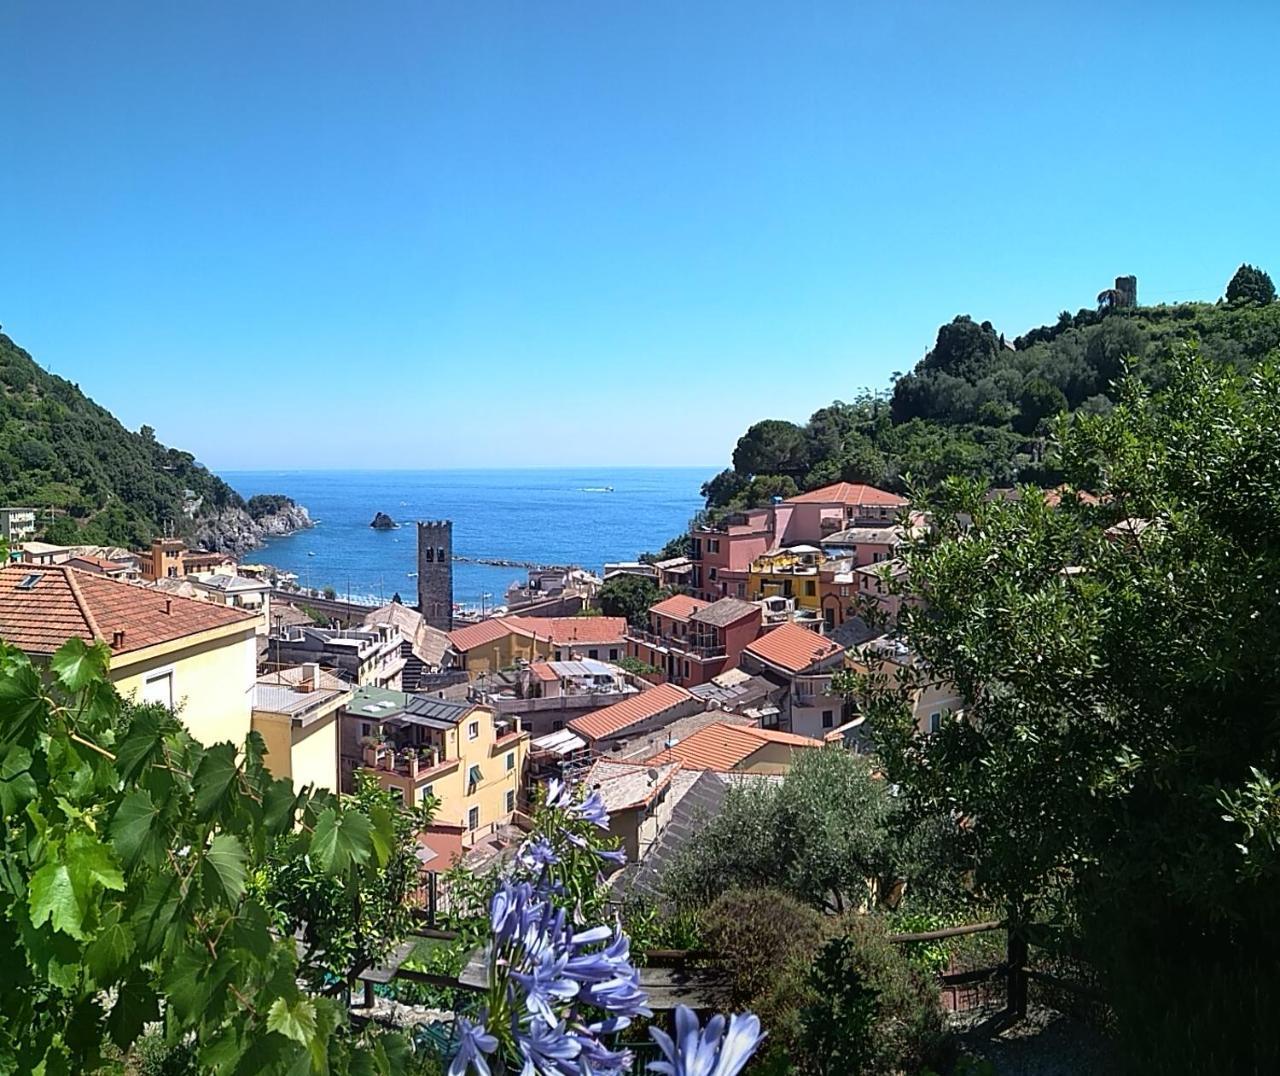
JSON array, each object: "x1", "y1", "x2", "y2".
[
  {"x1": 389, "y1": 787, "x2": 404, "y2": 805},
  {"x1": 468, "y1": 720, "x2": 479, "y2": 740},
  {"x1": 423, "y1": 785, "x2": 433, "y2": 800},
  {"x1": 506, "y1": 752, "x2": 515, "y2": 772},
  {"x1": 709, "y1": 567, "x2": 718, "y2": 581},
  {"x1": 928, "y1": 711, "x2": 942, "y2": 734},
  {"x1": 822, "y1": 709, "x2": 835, "y2": 729},
  {"x1": 468, "y1": 764, "x2": 483, "y2": 787},
  {"x1": 805, "y1": 581, "x2": 816, "y2": 597},
  {"x1": 468, "y1": 806, "x2": 480, "y2": 831},
  {"x1": 506, "y1": 790, "x2": 515, "y2": 813},
  {"x1": 553, "y1": 720, "x2": 564, "y2": 731},
  {"x1": 736, "y1": 583, "x2": 746, "y2": 598},
  {"x1": 609, "y1": 648, "x2": 619, "y2": 660},
  {"x1": 588, "y1": 649, "x2": 598, "y2": 660},
  {"x1": 142, "y1": 671, "x2": 174, "y2": 709}
]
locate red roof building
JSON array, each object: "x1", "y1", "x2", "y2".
[
  {"x1": 568, "y1": 682, "x2": 699, "y2": 749},
  {"x1": 627, "y1": 596, "x2": 762, "y2": 689},
  {"x1": 645, "y1": 721, "x2": 823, "y2": 774},
  {"x1": 741, "y1": 622, "x2": 849, "y2": 740}
]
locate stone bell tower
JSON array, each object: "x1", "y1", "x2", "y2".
[{"x1": 417, "y1": 520, "x2": 454, "y2": 632}]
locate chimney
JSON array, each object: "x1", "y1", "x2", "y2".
[
  {"x1": 164, "y1": 598, "x2": 172, "y2": 615},
  {"x1": 299, "y1": 662, "x2": 320, "y2": 692},
  {"x1": 111, "y1": 629, "x2": 125, "y2": 649}
]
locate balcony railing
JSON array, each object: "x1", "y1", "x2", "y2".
[{"x1": 626, "y1": 627, "x2": 726, "y2": 661}]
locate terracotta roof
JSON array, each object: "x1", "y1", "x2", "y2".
[
  {"x1": 649, "y1": 594, "x2": 709, "y2": 621},
  {"x1": 447, "y1": 618, "x2": 515, "y2": 652},
  {"x1": 530, "y1": 662, "x2": 561, "y2": 683},
  {"x1": 64, "y1": 554, "x2": 133, "y2": 574},
  {"x1": 784, "y1": 482, "x2": 907, "y2": 508},
  {"x1": 568, "y1": 682, "x2": 693, "y2": 743},
  {"x1": 512, "y1": 616, "x2": 627, "y2": 646},
  {"x1": 448, "y1": 615, "x2": 627, "y2": 653},
  {"x1": 744, "y1": 621, "x2": 844, "y2": 674},
  {"x1": 645, "y1": 722, "x2": 823, "y2": 772},
  {"x1": 0, "y1": 564, "x2": 255, "y2": 658}
]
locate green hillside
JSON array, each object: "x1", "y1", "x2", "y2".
[
  {"x1": 0, "y1": 329, "x2": 248, "y2": 548},
  {"x1": 705, "y1": 266, "x2": 1280, "y2": 508}
]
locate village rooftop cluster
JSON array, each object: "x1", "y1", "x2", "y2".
[{"x1": 0, "y1": 481, "x2": 971, "y2": 878}]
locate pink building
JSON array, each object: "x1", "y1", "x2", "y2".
[
  {"x1": 779, "y1": 482, "x2": 908, "y2": 544},
  {"x1": 626, "y1": 594, "x2": 762, "y2": 687},
  {"x1": 690, "y1": 509, "x2": 774, "y2": 602},
  {"x1": 690, "y1": 483, "x2": 907, "y2": 601}
]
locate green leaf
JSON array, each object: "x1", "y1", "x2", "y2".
[
  {"x1": 202, "y1": 833, "x2": 247, "y2": 905},
  {"x1": 310, "y1": 806, "x2": 373, "y2": 874},
  {"x1": 368, "y1": 801, "x2": 394, "y2": 867},
  {"x1": 49, "y1": 636, "x2": 111, "y2": 694},
  {"x1": 114, "y1": 707, "x2": 165, "y2": 784},
  {"x1": 132, "y1": 874, "x2": 181, "y2": 957},
  {"x1": 263, "y1": 777, "x2": 299, "y2": 836},
  {"x1": 84, "y1": 904, "x2": 135, "y2": 983},
  {"x1": 193, "y1": 743, "x2": 239, "y2": 820},
  {"x1": 66, "y1": 831, "x2": 125, "y2": 893},
  {"x1": 266, "y1": 996, "x2": 317, "y2": 1046},
  {"x1": 0, "y1": 744, "x2": 39, "y2": 815},
  {"x1": 105, "y1": 969, "x2": 158, "y2": 1051},
  {"x1": 110, "y1": 789, "x2": 162, "y2": 871},
  {"x1": 28, "y1": 860, "x2": 86, "y2": 939},
  {"x1": 162, "y1": 944, "x2": 216, "y2": 1022},
  {"x1": 0, "y1": 661, "x2": 47, "y2": 742}
]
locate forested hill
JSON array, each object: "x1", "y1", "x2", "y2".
[
  {"x1": 704, "y1": 265, "x2": 1280, "y2": 509},
  {"x1": 0, "y1": 329, "x2": 295, "y2": 550}
]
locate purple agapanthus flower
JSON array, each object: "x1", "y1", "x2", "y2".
[
  {"x1": 516, "y1": 835, "x2": 560, "y2": 873},
  {"x1": 648, "y1": 1005, "x2": 765, "y2": 1076},
  {"x1": 447, "y1": 1014, "x2": 498, "y2": 1076},
  {"x1": 451, "y1": 781, "x2": 761, "y2": 1076}
]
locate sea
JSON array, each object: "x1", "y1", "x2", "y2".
[{"x1": 221, "y1": 468, "x2": 712, "y2": 610}]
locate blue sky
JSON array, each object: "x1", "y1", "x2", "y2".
[{"x1": 1, "y1": 2, "x2": 1276, "y2": 469}]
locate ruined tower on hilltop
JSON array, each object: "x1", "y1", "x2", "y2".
[{"x1": 417, "y1": 520, "x2": 454, "y2": 632}]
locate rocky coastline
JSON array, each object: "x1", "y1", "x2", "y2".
[{"x1": 192, "y1": 500, "x2": 314, "y2": 557}]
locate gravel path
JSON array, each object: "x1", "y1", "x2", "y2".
[{"x1": 948, "y1": 1005, "x2": 1117, "y2": 1076}]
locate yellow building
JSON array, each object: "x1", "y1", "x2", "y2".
[
  {"x1": 342, "y1": 684, "x2": 528, "y2": 843},
  {"x1": 252, "y1": 664, "x2": 354, "y2": 792},
  {"x1": 445, "y1": 616, "x2": 628, "y2": 681},
  {"x1": 746, "y1": 547, "x2": 824, "y2": 615},
  {"x1": 0, "y1": 563, "x2": 258, "y2": 748}
]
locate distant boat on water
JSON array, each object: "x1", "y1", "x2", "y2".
[{"x1": 580, "y1": 486, "x2": 614, "y2": 493}]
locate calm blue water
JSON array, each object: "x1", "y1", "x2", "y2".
[{"x1": 222, "y1": 468, "x2": 710, "y2": 608}]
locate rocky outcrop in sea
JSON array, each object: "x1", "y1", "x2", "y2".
[
  {"x1": 370, "y1": 511, "x2": 397, "y2": 530},
  {"x1": 192, "y1": 501, "x2": 314, "y2": 556}
]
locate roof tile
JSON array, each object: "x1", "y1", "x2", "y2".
[
  {"x1": 744, "y1": 621, "x2": 844, "y2": 674},
  {"x1": 645, "y1": 721, "x2": 823, "y2": 771},
  {"x1": 0, "y1": 564, "x2": 255, "y2": 657},
  {"x1": 569, "y1": 682, "x2": 693, "y2": 742}
]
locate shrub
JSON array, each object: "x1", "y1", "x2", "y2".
[
  {"x1": 797, "y1": 915, "x2": 945, "y2": 1076},
  {"x1": 131, "y1": 1031, "x2": 199, "y2": 1076}
]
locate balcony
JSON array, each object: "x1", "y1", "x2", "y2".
[{"x1": 626, "y1": 627, "x2": 726, "y2": 661}]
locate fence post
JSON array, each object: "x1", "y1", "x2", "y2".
[
  {"x1": 1007, "y1": 925, "x2": 1028, "y2": 1018},
  {"x1": 428, "y1": 870, "x2": 438, "y2": 927}
]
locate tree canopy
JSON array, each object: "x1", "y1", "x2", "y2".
[
  {"x1": 701, "y1": 294, "x2": 1280, "y2": 512},
  {"x1": 1225, "y1": 262, "x2": 1276, "y2": 305},
  {"x1": 597, "y1": 573, "x2": 661, "y2": 627},
  {"x1": 860, "y1": 351, "x2": 1280, "y2": 1071}
]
